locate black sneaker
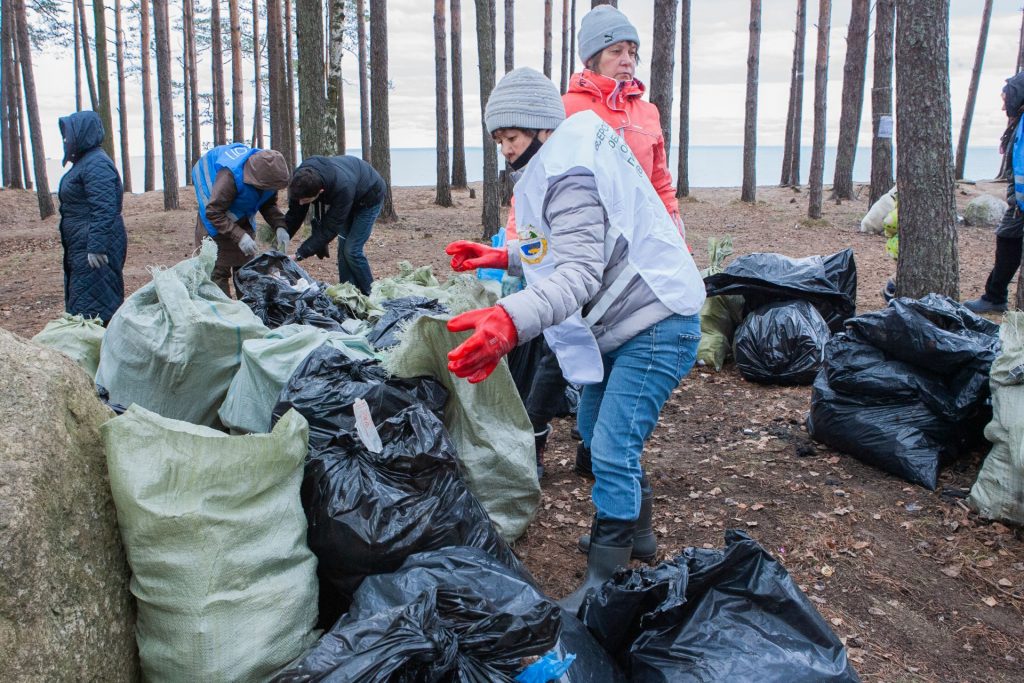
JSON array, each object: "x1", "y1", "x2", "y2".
[
  {"x1": 882, "y1": 278, "x2": 896, "y2": 303},
  {"x1": 963, "y1": 297, "x2": 1007, "y2": 314}
]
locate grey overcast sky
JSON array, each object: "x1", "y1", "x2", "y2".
[{"x1": 29, "y1": 0, "x2": 1024, "y2": 163}]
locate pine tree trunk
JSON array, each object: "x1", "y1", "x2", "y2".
[
  {"x1": 76, "y1": 0, "x2": 98, "y2": 111},
  {"x1": 1017, "y1": 9, "x2": 1024, "y2": 74},
  {"x1": 543, "y1": 0, "x2": 552, "y2": 79},
  {"x1": 251, "y1": 0, "x2": 264, "y2": 148},
  {"x1": 184, "y1": 0, "x2": 200, "y2": 166},
  {"x1": 475, "y1": 0, "x2": 499, "y2": 236},
  {"x1": 297, "y1": 0, "x2": 331, "y2": 158},
  {"x1": 285, "y1": 0, "x2": 297, "y2": 165},
  {"x1": 781, "y1": 0, "x2": 805, "y2": 187},
  {"x1": 895, "y1": 0, "x2": 958, "y2": 299},
  {"x1": 831, "y1": 0, "x2": 869, "y2": 200},
  {"x1": 357, "y1": 0, "x2": 371, "y2": 161},
  {"x1": 0, "y1": 8, "x2": 8, "y2": 187},
  {"x1": 209, "y1": 0, "x2": 227, "y2": 145},
  {"x1": 182, "y1": 28, "x2": 191, "y2": 182},
  {"x1": 140, "y1": 0, "x2": 155, "y2": 191},
  {"x1": 504, "y1": 0, "x2": 513, "y2": 73},
  {"x1": 229, "y1": 0, "x2": 244, "y2": 142},
  {"x1": 450, "y1": 0, "x2": 467, "y2": 188},
  {"x1": 559, "y1": 0, "x2": 569, "y2": 93},
  {"x1": 675, "y1": 0, "x2": 689, "y2": 198},
  {"x1": 649, "y1": 0, "x2": 676, "y2": 151},
  {"x1": 954, "y1": 0, "x2": 992, "y2": 181},
  {"x1": 807, "y1": 0, "x2": 830, "y2": 220},
  {"x1": 1, "y1": 0, "x2": 19, "y2": 188},
  {"x1": 152, "y1": 0, "x2": 179, "y2": 209},
  {"x1": 267, "y1": 0, "x2": 290, "y2": 165},
  {"x1": 73, "y1": 3, "x2": 82, "y2": 111},
  {"x1": 591, "y1": 0, "x2": 615, "y2": 7},
  {"x1": 114, "y1": 0, "x2": 131, "y2": 192},
  {"x1": 740, "y1": 0, "x2": 760, "y2": 203},
  {"x1": 869, "y1": 0, "x2": 894, "y2": 205},
  {"x1": 434, "y1": 0, "x2": 452, "y2": 207},
  {"x1": 327, "y1": 0, "x2": 346, "y2": 154},
  {"x1": 92, "y1": 0, "x2": 116, "y2": 160},
  {"x1": 11, "y1": 16, "x2": 30, "y2": 189},
  {"x1": 569, "y1": 0, "x2": 576, "y2": 74},
  {"x1": 12, "y1": 0, "x2": 54, "y2": 217},
  {"x1": 370, "y1": 0, "x2": 396, "y2": 221}
]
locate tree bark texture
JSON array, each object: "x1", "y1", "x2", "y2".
[
  {"x1": 152, "y1": 0, "x2": 178, "y2": 208},
  {"x1": 114, "y1": 0, "x2": 131, "y2": 192},
  {"x1": 357, "y1": 0, "x2": 371, "y2": 161},
  {"x1": 869, "y1": 0, "x2": 894, "y2": 204},
  {"x1": 807, "y1": 0, "x2": 830, "y2": 220},
  {"x1": 781, "y1": 0, "x2": 806, "y2": 187},
  {"x1": 649, "y1": 0, "x2": 677, "y2": 151},
  {"x1": 504, "y1": 0, "x2": 513, "y2": 73},
  {"x1": 138, "y1": 0, "x2": 154, "y2": 190},
  {"x1": 229, "y1": 0, "x2": 244, "y2": 142},
  {"x1": 13, "y1": 29, "x2": 30, "y2": 189},
  {"x1": 450, "y1": 0, "x2": 467, "y2": 188},
  {"x1": 76, "y1": 0, "x2": 99, "y2": 109},
  {"x1": 267, "y1": 0, "x2": 290, "y2": 165},
  {"x1": 92, "y1": 0, "x2": 115, "y2": 160},
  {"x1": 543, "y1": 0, "x2": 552, "y2": 79},
  {"x1": 14, "y1": 0, "x2": 52, "y2": 214},
  {"x1": 569, "y1": 0, "x2": 576, "y2": 76},
  {"x1": 251, "y1": 0, "x2": 264, "y2": 148},
  {"x1": 297, "y1": 0, "x2": 332, "y2": 158},
  {"x1": 1, "y1": 0, "x2": 21, "y2": 189},
  {"x1": 285, "y1": 0, "x2": 297, "y2": 165},
  {"x1": 675, "y1": 0, "x2": 689, "y2": 198},
  {"x1": 741, "y1": 0, "x2": 760, "y2": 203},
  {"x1": 475, "y1": 0, "x2": 500, "y2": 236},
  {"x1": 831, "y1": 0, "x2": 868, "y2": 200},
  {"x1": 328, "y1": 0, "x2": 346, "y2": 154},
  {"x1": 895, "y1": 0, "x2": 959, "y2": 299},
  {"x1": 183, "y1": 26, "x2": 191, "y2": 182},
  {"x1": 954, "y1": 0, "x2": 992, "y2": 181},
  {"x1": 1017, "y1": 9, "x2": 1024, "y2": 74},
  {"x1": 370, "y1": 0, "x2": 397, "y2": 221},
  {"x1": 1, "y1": 3, "x2": 8, "y2": 186},
  {"x1": 73, "y1": 2, "x2": 81, "y2": 112},
  {"x1": 210, "y1": 0, "x2": 227, "y2": 145},
  {"x1": 184, "y1": 0, "x2": 201, "y2": 168},
  {"x1": 434, "y1": 0, "x2": 452, "y2": 207},
  {"x1": 591, "y1": 0, "x2": 615, "y2": 7},
  {"x1": 560, "y1": 0, "x2": 569, "y2": 93}
]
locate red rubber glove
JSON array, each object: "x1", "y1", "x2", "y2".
[
  {"x1": 445, "y1": 240, "x2": 509, "y2": 271},
  {"x1": 446, "y1": 306, "x2": 518, "y2": 383}
]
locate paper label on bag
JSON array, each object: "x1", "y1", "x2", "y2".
[{"x1": 353, "y1": 398, "x2": 383, "y2": 453}]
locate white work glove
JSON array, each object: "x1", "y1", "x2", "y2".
[
  {"x1": 86, "y1": 253, "x2": 108, "y2": 269},
  {"x1": 238, "y1": 233, "x2": 259, "y2": 257},
  {"x1": 275, "y1": 227, "x2": 290, "y2": 254}
]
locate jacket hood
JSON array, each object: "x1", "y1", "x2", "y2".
[
  {"x1": 243, "y1": 149, "x2": 290, "y2": 190},
  {"x1": 1006, "y1": 72, "x2": 1024, "y2": 118},
  {"x1": 59, "y1": 111, "x2": 105, "y2": 166},
  {"x1": 567, "y1": 70, "x2": 645, "y2": 108}
]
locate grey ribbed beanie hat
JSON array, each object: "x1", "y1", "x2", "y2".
[
  {"x1": 484, "y1": 67, "x2": 565, "y2": 134},
  {"x1": 577, "y1": 5, "x2": 640, "y2": 64}
]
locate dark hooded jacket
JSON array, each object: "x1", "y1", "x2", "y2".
[
  {"x1": 284, "y1": 155, "x2": 386, "y2": 256},
  {"x1": 58, "y1": 111, "x2": 127, "y2": 323}
]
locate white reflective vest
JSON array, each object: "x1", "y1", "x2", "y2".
[{"x1": 512, "y1": 110, "x2": 705, "y2": 385}]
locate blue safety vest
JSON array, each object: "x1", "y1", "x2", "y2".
[
  {"x1": 1012, "y1": 117, "x2": 1024, "y2": 210},
  {"x1": 193, "y1": 143, "x2": 275, "y2": 237}
]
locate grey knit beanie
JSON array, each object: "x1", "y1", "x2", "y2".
[
  {"x1": 577, "y1": 5, "x2": 640, "y2": 64},
  {"x1": 484, "y1": 67, "x2": 565, "y2": 134}
]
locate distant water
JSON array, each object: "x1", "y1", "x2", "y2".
[{"x1": 45, "y1": 145, "x2": 1003, "y2": 194}]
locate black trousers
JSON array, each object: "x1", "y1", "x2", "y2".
[{"x1": 984, "y1": 235, "x2": 1023, "y2": 304}]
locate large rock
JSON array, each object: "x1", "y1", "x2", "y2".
[
  {"x1": 963, "y1": 194, "x2": 1008, "y2": 227},
  {"x1": 0, "y1": 328, "x2": 138, "y2": 681}
]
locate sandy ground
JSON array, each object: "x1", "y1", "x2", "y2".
[{"x1": 2, "y1": 180, "x2": 1022, "y2": 682}]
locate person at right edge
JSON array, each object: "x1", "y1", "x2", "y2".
[
  {"x1": 282, "y1": 155, "x2": 386, "y2": 296},
  {"x1": 444, "y1": 67, "x2": 704, "y2": 613},
  {"x1": 964, "y1": 72, "x2": 1024, "y2": 314},
  {"x1": 507, "y1": 4, "x2": 685, "y2": 483}
]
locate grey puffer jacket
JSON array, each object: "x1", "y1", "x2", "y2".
[{"x1": 499, "y1": 169, "x2": 694, "y2": 354}]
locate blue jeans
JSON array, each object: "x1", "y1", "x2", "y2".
[
  {"x1": 337, "y1": 202, "x2": 382, "y2": 295},
  {"x1": 576, "y1": 314, "x2": 701, "y2": 521}
]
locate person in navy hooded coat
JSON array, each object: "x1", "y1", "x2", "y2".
[{"x1": 57, "y1": 111, "x2": 128, "y2": 325}]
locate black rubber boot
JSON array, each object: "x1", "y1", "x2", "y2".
[
  {"x1": 574, "y1": 442, "x2": 594, "y2": 479},
  {"x1": 578, "y1": 473, "x2": 656, "y2": 562},
  {"x1": 534, "y1": 425, "x2": 551, "y2": 480},
  {"x1": 558, "y1": 516, "x2": 635, "y2": 616}
]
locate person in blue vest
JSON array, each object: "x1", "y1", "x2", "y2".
[
  {"x1": 444, "y1": 68, "x2": 705, "y2": 613},
  {"x1": 57, "y1": 110, "x2": 128, "y2": 325},
  {"x1": 193, "y1": 143, "x2": 290, "y2": 297},
  {"x1": 282, "y1": 155, "x2": 386, "y2": 295}
]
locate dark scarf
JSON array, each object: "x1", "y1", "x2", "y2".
[{"x1": 510, "y1": 135, "x2": 544, "y2": 171}]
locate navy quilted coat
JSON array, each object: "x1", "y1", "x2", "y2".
[{"x1": 58, "y1": 111, "x2": 127, "y2": 324}]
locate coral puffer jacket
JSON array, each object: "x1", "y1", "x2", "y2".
[{"x1": 506, "y1": 70, "x2": 680, "y2": 239}]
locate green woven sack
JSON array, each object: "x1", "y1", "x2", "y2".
[{"x1": 31, "y1": 313, "x2": 105, "y2": 378}]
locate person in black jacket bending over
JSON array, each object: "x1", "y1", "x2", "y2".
[{"x1": 282, "y1": 155, "x2": 386, "y2": 295}]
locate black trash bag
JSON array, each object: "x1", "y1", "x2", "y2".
[
  {"x1": 274, "y1": 547, "x2": 624, "y2": 683},
  {"x1": 579, "y1": 531, "x2": 859, "y2": 683},
  {"x1": 302, "y1": 405, "x2": 531, "y2": 625},
  {"x1": 806, "y1": 295, "x2": 999, "y2": 489},
  {"x1": 95, "y1": 384, "x2": 127, "y2": 415},
  {"x1": 367, "y1": 296, "x2": 449, "y2": 349},
  {"x1": 733, "y1": 300, "x2": 830, "y2": 385},
  {"x1": 233, "y1": 251, "x2": 349, "y2": 330},
  {"x1": 704, "y1": 249, "x2": 857, "y2": 332},
  {"x1": 272, "y1": 344, "x2": 448, "y2": 452}
]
